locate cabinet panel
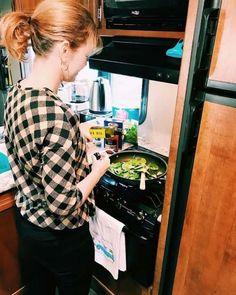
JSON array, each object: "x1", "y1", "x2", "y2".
[
  {"x1": 209, "y1": 0, "x2": 236, "y2": 84},
  {"x1": 172, "y1": 102, "x2": 236, "y2": 295},
  {"x1": 0, "y1": 206, "x2": 22, "y2": 295},
  {"x1": 79, "y1": 0, "x2": 101, "y2": 28}
]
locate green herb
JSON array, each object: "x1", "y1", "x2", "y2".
[{"x1": 124, "y1": 124, "x2": 137, "y2": 144}]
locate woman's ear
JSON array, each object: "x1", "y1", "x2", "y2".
[{"x1": 59, "y1": 40, "x2": 71, "y2": 59}]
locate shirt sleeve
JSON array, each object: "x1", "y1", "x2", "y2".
[{"x1": 41, "y1": 114, "x2": 83, "y2": 217}]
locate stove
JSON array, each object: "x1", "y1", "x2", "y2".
[{"x1": 93, "y1": 145, "x2": 167, "y2": 287}]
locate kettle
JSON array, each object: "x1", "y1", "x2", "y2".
[{"x1": 89, "y1": 77, "x2": 112, "y2": 114}]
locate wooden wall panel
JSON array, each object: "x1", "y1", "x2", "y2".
[
  {"x1": 172, "y1": 102, "x2": 236, "y2": 295},
  {"x1": 209, "y1": 0, "x2": 236, "y2": 84}
]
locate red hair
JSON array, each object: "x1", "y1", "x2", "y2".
[{"x1": 0, "y1": 0, "x2": 99, "y2": 61}]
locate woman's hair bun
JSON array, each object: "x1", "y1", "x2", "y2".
[{"x1": 0, "y1": 12, "x2": 31, "y2": 61}]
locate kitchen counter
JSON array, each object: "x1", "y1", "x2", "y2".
[
  {"x1": 0, "y1": 190, "x2": 22, "y2": 295},
  {"x1": 0, "y1": 134, "x2": 16, "y2": 213},
  {"x1": 0, "y1": 190, "x2": 15, "y2": 212},
  {"x1": 0, "y1": 139, "x2": 15, "y2": 196}
]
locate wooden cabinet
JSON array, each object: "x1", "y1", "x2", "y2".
[
  {"x1": 0, "y1": 192, "x2": 22, "y2": 295},
  {"x1": 152, "y1": 0, "x2": 236, "y2": 294},
  {"x1": 172, "y1": 101, "x2": 236, "y2": 295},
  {"x1": 208, "y1": 0, "x2": 236, "y2": 85},
  {"x1": 79, "y1": 0, "x2": 101, "y2": 29},
  {"x1": 171, "y1": 0, "x2": 236, "y2": 293},
  {"x1": 12, "y1": 0, "x2": 42, "y2": 14}
]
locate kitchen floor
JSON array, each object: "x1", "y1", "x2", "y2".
[
  {"x1": 55, "y1": 289, "x2": 100, "y2": 295},
  {"x1": 55, "y1": 288, "x2": 101, "y2": 295},
  {"x1": 54, "y1": 277, "x2": 107, "y2": 295}
]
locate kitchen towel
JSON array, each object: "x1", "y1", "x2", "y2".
[
  {"x1": 89, "y1": 207, "x2": 126, "y2": 279},
  {"x1": 0, "y1": 145, "x2": 15, "y2": 193},
  {"x1": 0, "y1": 151, "x2": 10, "y2": 174}
]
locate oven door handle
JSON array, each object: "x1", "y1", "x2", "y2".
[{"x1": 123, "y1": 225, "x2": 151, "y2": 241}]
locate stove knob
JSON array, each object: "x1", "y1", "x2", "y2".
[
  {"x1": 114, "y1": 198, "x2": 122, "y2": 209},
  {"x1": 102, "y1": 191, "x2": 110, "y2": 200},
  {"x1": 137, "y1": 211, "x2": 145, "y2": 221}
]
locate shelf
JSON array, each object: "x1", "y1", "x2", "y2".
[{"x1": 88, "y1": 36, "x2": 182, "y2": 84}]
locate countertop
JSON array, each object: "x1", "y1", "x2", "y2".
[{"x1": 0, "y1": 190, "x2": 15, "y2": 212}]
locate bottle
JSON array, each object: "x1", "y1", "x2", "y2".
[
  {"x1": 105, "y1": 126, "x2": 118, "y2": 152},
  {"x1": 89, "y1": 126, "x2": 105, "y2": 148},
  {"x1": 114, "y1": 128, "x2": 123, "y2": 149}
]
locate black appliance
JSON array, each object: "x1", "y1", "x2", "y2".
[
  {"x1": 104, "y1": 0, "x2": 189, "y2": 31},
  {"x1": 89, "y1": 36, "x2": 182, "y2": 83},
  {"x1": 93, "y1": 145, "x2": 167, "y2": 288}
]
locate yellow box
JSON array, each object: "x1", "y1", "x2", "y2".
[{"x1": 89, "y1": 127, "x2": 106, "y2": 139}]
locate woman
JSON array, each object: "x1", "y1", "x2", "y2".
[{"x1": 0, "y1": 1, "x2": 110, "y2": 294}]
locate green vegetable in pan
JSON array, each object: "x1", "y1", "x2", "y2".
[{"x1": 109, "y1": 156, "x2": 163, "y2": 180}]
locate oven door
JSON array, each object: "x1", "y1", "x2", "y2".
[
  {"x1": 125, "y1": 225, "x2": 160, "y2": 287},
  {"x1": 93, "y1": 204, "x2": 160, "y2": 288}
]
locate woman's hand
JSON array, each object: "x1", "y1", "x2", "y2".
[
  {"x1": 91, "y1": 152, "x2": 110, "y2": 178},
  {"x1": 76, "y1": 151, "x2": 110, "y2": 202}
]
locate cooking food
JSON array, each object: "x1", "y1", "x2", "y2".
[{"x1": 109, "y1": 156, "x2": 163, "y2": 180}]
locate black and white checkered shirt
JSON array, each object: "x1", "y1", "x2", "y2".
[{"x1": 4, "y1": 82, "x2": 95, "y2": 230}]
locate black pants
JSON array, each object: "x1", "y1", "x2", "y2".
[{"x1": 15, "y1": 207, "x2": 94, "y2": 295}]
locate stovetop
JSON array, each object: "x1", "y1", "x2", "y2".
[{"x1": 94, "y1": 145, "x2": 167, "y2": 240}]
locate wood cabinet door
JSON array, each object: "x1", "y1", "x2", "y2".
[
  {"x1": 13, "y1": 0, "x2": 42, "y2": 14},
  {"x1": 172, "y1": 101, "x2": 236, "y2": 295},
  {"x1": 208, "y1": 0, "x2": 236, "y2": 86},
  {"x1": 0, "y1": 207, "x2": 22, "y2": 295},
  {"x1": 79, "y1": 0, "x2": 101, "y2": 28}
]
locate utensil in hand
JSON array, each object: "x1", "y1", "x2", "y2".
[
  {"x1": 93, "y1": 149, "x2": 115, "y2": 160},
  {"x1": 139, "y1": 165, "x2": 148, "y2": 190}
]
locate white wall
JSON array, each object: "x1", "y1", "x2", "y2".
[{"x1": 138, "y1": 80, "x2": 178, "y2": 156}]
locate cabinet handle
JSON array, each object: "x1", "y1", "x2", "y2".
[{"x1": 96, "y1": 0, "x2": 102, "y2": 28}]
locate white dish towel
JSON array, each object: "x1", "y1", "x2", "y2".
[
  {"x1": 89, "y1": 207, "x2": 126, "y2": 279},
  {"x1": 0, "y1": 142, "x2": 15, "y2": 193}
]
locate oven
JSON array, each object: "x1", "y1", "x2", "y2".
[{"x1": 93, "y1": 146, "x2": 167, "y2": 288}]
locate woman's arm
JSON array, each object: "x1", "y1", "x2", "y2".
[
  {"x1": 41, "y1": 116, "x2": 109, "y2": 217},
  {"x1": 77, "y1": 153, "x2": 110, "y2": 202}
]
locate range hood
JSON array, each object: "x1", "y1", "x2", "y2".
[{"x1": 88, "y1": 36, "x2": 182, "y2": 84}]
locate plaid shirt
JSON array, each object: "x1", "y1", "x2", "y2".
[{"x1": 4, "y1": 82, "x2": 95, "y2": 230}]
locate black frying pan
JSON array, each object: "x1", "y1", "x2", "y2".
[{"x1": 106, "y1": 150, "x2": 167, "y2": 186}]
